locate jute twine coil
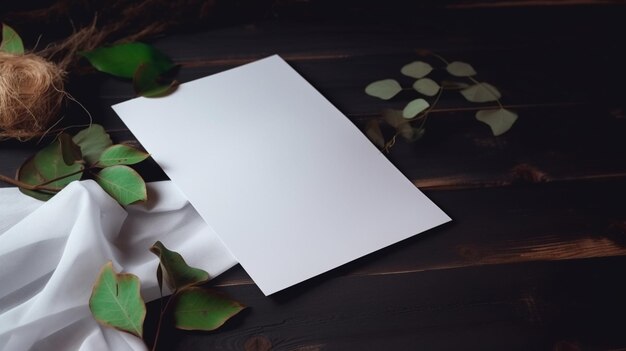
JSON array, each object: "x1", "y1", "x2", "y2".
[{"x1": 0, "y1": 52, "x2": 66, "y2": 140}]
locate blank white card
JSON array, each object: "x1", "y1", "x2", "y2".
[{"x1": 113, "y1": 55, "x2": 450, "y2": 295}]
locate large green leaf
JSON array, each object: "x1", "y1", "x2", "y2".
[
  {"x1": 402, "y1": 98, "x2": 430, "y2": 119},
  {"x1": 460, "y1": 83, "x2": 501, "y2": 103},
  {"x1": 17, "y1": 135, "x2": 84, "y2": 201},
  {"x1": 80, "y1": 42, "x2": 174, "y2": 79},
  {"x1": 17, "y1": 157, "x2": 56, "y2": 201},
  {"x1": 174, "y1": 287, "x2": 245, "y2": 331},
  {"x1": 400, "y1": 61, "x2": 433, "y2": 79},
  {"x1": 133, "y1": 62, "x2": 178, "y2": 97},
  {"x1": 446, "y1": 61, "x2": 477, "y2": 77},
  {"x1": 413, "y1": 78, "x2": 440, "y2": 97},
  {"x1": 97, "y1": 144, "x2": 149, "y2": 167},
  {"x1": 0, "y1": 23, "x2": 24, "y2": 55},
  {"x1": 94, "y1": 165, "x2": 147, "y2": 205},
  {"x1": 72, "y1": 124, "x2": 113, "y2": 165},
  {"x1": 475, "y1": 108, "x2": 518, "y2": 136},
  {"x1": 365, "y1": 79, "x2": 402, "y2": 100},
  {"x1": 89, "y1": 262, "x2": 146, "y2": 338},
  {"x1": 149, "y1": 241, "x2": 209, "y2": 291}
]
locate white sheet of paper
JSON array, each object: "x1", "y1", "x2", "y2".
[{"x1": 113, "y1": 55, "x2": 451, "y2": 295}]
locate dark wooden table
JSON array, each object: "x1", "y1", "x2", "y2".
[{"x1": 2, "y1": 1, "x2": 626, "y2": 350}]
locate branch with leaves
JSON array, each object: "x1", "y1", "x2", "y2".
[
  {"x1": 0, "y1": 125, "x2": 150, "y2": 205},
  {"x1": 90, "y1": 241, "x2": 245, "y2": 351},
  {"x1": 364, "y1": 53, "x2": 518, "y2": 152}
]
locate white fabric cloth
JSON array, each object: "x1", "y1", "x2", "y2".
[{"x1": 0, "y1": 180, "x2": 237, "y2": 351}]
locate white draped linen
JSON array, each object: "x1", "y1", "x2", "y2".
[{"x1": 0, "y1": 180, "x2": 237, "y2": 350}]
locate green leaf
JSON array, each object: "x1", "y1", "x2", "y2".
[
  {"x1": 400, "y1": 61, "x2": 433, "y2": 79},
  {"x1": 475, "y1": 108, "x2": 518, "y2": 136},
  {"x1": 446, "y1": 61, "x2": 477, "y2": 77},
  {"x1": 133, "y1": 62, "x2": 178, "y2": 97},
  {"x1": 0, "y1": 23, "x2": 24, "y2": 55},
  {"x1": 34, "y1": 137, "x2": 84, "y2": 189},
  {"x1": 89, "y1": 262, "x2": 146, "y2": 338},
  {"x1": 149, "y1": 241, "x2": 209, "y2": 291},
  {"x1": 365, "y1": 120, "x2": 384, "y2": 148},
  {"x1": 72, "y1": 124, "x2": 113, "y2": 165},
  {"x1": 402, "y1": 98, "x2": 430, "y2": 119},
  {"x1": 97, "y1": 144, "x2": 149, "y2": 167},
  {"x1": 460, "y1": 83, "x2": 501, "y2": 103},
  {"x1": 174, "y1": 287, "x2": 245, "y2": 331},
  {"x1": 365, "y1": 79, "x2": 402, "y2": 100},
  {"x1": 58, "y1": 133, "x2": 83, "y2": 166},
  {"x1": 412, "y1": 78, "x2": 440, "y2": 96},
  {"x1": 80, "y1": 42, "x2": 174, "y2": 79},
  {"x1": 17, "y1": 157, "x2": 56, "y2": 201},
  {"x1": 95, "y1": 165, "x2": 147, "y2": 205}
]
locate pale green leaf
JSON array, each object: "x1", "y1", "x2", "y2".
[
  {"x1": 413, "y1": 78, "x2": 440, "y2": 96},
  {"x1": 89, "y1": 262, "x2": 146, "y2": 338},
  {"x1": 365, "y1": 120, "x2": 385, "y2": 148},
  {"x1": 73, "y1": 124, "x2": 113, "y2": 165},
  {"x1": 446, "y1": 61, "x2": 477, "y2": 77},
  {"x1": 400, "y1": 61, "x2": 433, "y2": 79},
  {"x1": 402, "y1": 98, "x2": 430, "y2": 119},
  {"x1": 149, "y1": 241, "x2": 209, "y2": 291},
  {"x1": 95, "y1": 165, "x2": 147, "y2": 205},
  {"x1": 365, "y1": 79, "x2": 402, "y2": 100},
  {"x1": 475, "y1": 108, "x2": 518, "y2": 136},
  {"x1": 133, "y1": 62, "x2": 178, "y2": 97},
  {"x1": 0, "y1": 23, "x2": 24, "y2": 55},
  {"x1": 80, "y1": 42, "x2": 174, "y2": 79},
  {"x1": 97, "y1": 144, "x2": 149, "y2": 167},
  {"x1": 174, "y1": 287, "x2": 245, "y2": 331},
  {"x1": 460, "y1": 83, "x2": 501, "y2": 103}
]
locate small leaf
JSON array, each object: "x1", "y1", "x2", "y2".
[
  {"x1": 0, "y1": 23, "x2": 24, "y2": 55},
  {"x1": 365, "y1": 79, "x2": 402, "y2": 100},
  {"x1": 460, "y1": 83, "x2": 501, "y2": 103},
  {"x1": 382, "y1": 109, "x2": 413, "y2": 139},
  {"x1": 97, "y1": 144, "x2": 149, "y2": 167},
  {"x1": 80, "y1": 42, "x2": 174, "y2": 79},
  {"x1": 149, "y1": 241, "x2": 209, "y2": 291},
  {"x1": 95, "y1": 165, "x2": 147, "y2": 205},
  {"x1": 72, "y1": 124, "x2": 113, "y2": 165},
  {"x1": 174, "y1": 287, "x2": 245, "y2": 331},
  {"x1": 400, "y1": 61, "x2": 433, "y2": 79},
  {"x1": 133, "y1": 62, "x2": 178, "y2": 97},
  {"x1": 475, "y1": 108, "x2": 518, "y2": 136},
  {"x1": 89, "y1": 262, "x2": 146, "y2": 338},
  {"x1": 446, "y1": 61, "x2": 477, "y2": 77},
  {"x1": 365, "y1": 120, "x2": 385, "y2": 148},
  {"x1": 402, "y1": 98, "x2": 430, "y2": 119},
  {"x1": 413, "y1": 78, "x2": 440, "y2": 96},
  {"x1": 58, "y1": 133, "x2": 83, "y2": 166}
]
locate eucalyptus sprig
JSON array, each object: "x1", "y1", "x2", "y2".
[
  {"x1": 0, "y1": 124, "x2": 149, "y2": 205},
  {"x1": 365, "y1": 53, "x2": 518, "y2": 151},
  {"x1": 90, "y1": 242, "x2": 245, "y2": 351}
]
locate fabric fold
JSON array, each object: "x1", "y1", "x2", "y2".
[{"x1": 0, "y1": 180, "x2": 237, "y2": 351}]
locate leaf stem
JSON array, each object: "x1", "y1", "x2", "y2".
[
  {"x1": 0, "y1": 174, "x2": 61, "y2": 192},
  {"x1": 151, "y1": 291, "x2": 178, "y2": 351},
  {"x1": 430, "y1": 52, "x2": 450, "y2": 66},
  {"x1": 38, "y1": 167, "x2": 89, "y2": 187}
]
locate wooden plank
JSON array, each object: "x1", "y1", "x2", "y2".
[{"x1": 143, "y1": 256, "x2": 626, "y2": 350}]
